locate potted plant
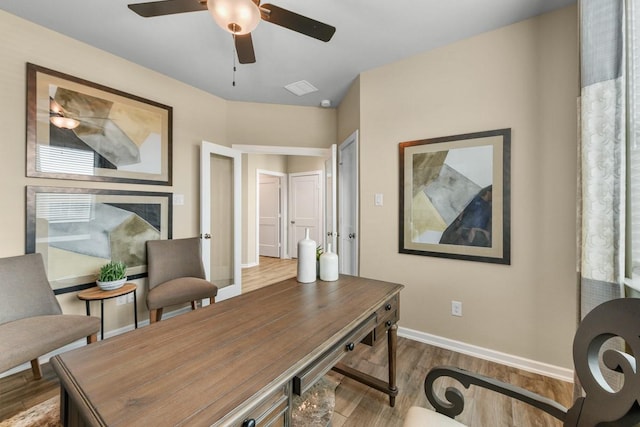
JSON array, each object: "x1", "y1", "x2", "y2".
[
  {"x1": 316, "y1": 245, "x2": 324, "y2": 277},
  {"x1": 96, "y1": 261, "x2": 127, "y2": 291}
]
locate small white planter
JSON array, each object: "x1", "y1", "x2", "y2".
[{"x1": 97, "y1": 277, "x2": 127, "y2": 291}]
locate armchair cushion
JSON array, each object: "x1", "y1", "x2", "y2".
[
  {"x1": 0, "y1": 314, "x2": 100, "y2": 373},
  {"x1": 0, "y1": 253, "x2": 100, "y2": 378},
  {"x1": 404, "y1": 406, "x2": 464, "y2": 426},
  {"x1": 147, "y1": 277, "x2": 218, "y2": 310}
]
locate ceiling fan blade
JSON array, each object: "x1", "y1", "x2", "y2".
[
  {"x1": 260, "y1": 4, "x2": 335, "y2": 42},
  {"x1": 235, "y1": 34, "x2": 256, "y2": 64},
  {"x1": 128, "y1": 0, "x2": 207, "y2": 17}
]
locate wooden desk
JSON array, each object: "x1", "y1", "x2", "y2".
[{"x1": 52, "y1": 275, "x2": 403, "y2": 426}]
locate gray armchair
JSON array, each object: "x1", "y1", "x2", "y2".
[
  {"x1": 404, "y1": 297, "x2": 640, "y2": 426},
  {"x1": 146, "y1": 237, "x2": 218, "y2": 323},
  {"x1": 0, "y1": 253, "x2": 100, "y2": 379}
]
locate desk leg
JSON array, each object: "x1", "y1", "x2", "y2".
[
  {"x1": 387, "y1": 323, "x2": 398, "y2": 407},
  {"x1": 331, "y1": 322, "x2": 399, "y2": 407}
]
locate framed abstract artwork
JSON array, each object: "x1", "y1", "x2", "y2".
[
  {"x1": 399, "y1": 129, "x2": 511, "y2": 264},
  {"x1": 26, "y1": 63, "x2": 172, "y2": 185},
  {"x1": 26, "y1": 186, "x2": 173, "y2": 294}
]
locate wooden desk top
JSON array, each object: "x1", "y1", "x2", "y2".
[
  {"x1": 52, "y1": 275, "x2": 403, "y2": 426},
  {"x1": 77, "y1": 283, "x2": 137, "y2": 301}
]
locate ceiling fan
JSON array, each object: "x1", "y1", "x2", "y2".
[{"x1": 128, "y1": 0, "x2": 336, "y2": 64}]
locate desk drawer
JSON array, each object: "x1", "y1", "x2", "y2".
[
  {"x1": 362, "y1": 294, "x2": 400, "y2": 346},
  {"x1": 235, "y1": 384, "x2": 289, "y2": 427},
  {"x1": 293, "y1": 314, "x2": 377, "y2": 396}
]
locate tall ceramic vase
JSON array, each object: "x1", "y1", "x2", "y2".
[
  {"x1": 297, "y1": 228, "x2": 316, "y2": 283},
  {"x1": 319, "y1": 243, "x2": 339, "y2": 281}
]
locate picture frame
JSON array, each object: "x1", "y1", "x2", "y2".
[
  {"x1": 26, "y1": 63, "x2": 172, "y2": 185},
  {"x1": 399, "y1": 128, "x2": 511, "y2": 264},
  {"x1": 26, "y1": 186, "x2": 173, "y2": 294}
]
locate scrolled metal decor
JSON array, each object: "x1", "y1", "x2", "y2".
[
  {"x1": 424, "y1": 366, "x2": 567, "y2": 421},
  {"x1": 423, "y1": 298, "x2": 640, "y2": 426}
]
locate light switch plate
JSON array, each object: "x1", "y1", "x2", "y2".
[{"x1": 374, "y1": 193, "x2": 383, "y2": 206}]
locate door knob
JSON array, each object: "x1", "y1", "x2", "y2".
[
  {"x1": 348, "y1": 233, "x2": 356, "y2": 239},
  {"x1": 291, "y1": 220, "x2": 296, "y2": 224},
  {"x1": 202, "y1": 233, "x2": 212, "y2": 239}
]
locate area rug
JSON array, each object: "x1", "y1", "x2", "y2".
[
  {"x1": 0, "y1": 397, "x2": 60, "y2": 427},
  {"x1": 2, "y1": 376, "x2": 338, "y2": 427},
  {"x1": 291, "y1": 375, "x2": 340, "y2": 427}
]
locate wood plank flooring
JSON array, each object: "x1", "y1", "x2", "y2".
[
  {"x1": 0, "y1": 258, "x2": 573, "y2": 425},
  {"x1": 242, "y1": 256, "x2": 297, "y2": 293}
]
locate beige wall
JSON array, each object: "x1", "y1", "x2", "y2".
[
  {"x1": 227, "y1": 101, "x2": 337, "y2": 147},
  {"x1": 358, "y1": 5, "x2": 578, "y2": 368},
  {"x1": 337, "y1": 76, "x2": 361, "y2": 144}
]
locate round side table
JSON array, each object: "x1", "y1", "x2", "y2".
[{"x1": 77, "y1": 283, "x2": 138, "y2": 340}]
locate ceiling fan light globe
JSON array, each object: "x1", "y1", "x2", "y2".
[
  {"x1": 50, "y1": 116, "x2": 80, "y2": 130},
  {"x1": 207, "y1": 0, "x2": 260, "y2": 35}
]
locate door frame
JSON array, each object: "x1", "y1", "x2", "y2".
[
  {"x1": 256, "y1": 169, "x2": 287, "y2": 261},
  {"x1": 200, "y1": 141, "x2": 242, "y2": 302}
]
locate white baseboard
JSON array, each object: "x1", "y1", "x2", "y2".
[
  {"x1": 398, "y1": 327, "x2": 574, "y2": 383},
  {"x1": 242, "y1": 262, "x2": 259, "y2": 269}
]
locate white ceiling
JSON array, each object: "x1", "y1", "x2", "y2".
[{"x1": 2, "y1": 0, "x2": 575, "y2": 108}]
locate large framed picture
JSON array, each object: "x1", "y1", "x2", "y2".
[
  {"x1": 26, "y1": 186, "x2": 173, "y2": 294},
  {"x1": 399, "y1": 129, "x2": 511, "y2": 264},
  {"x1": 26, "y1": 63, "x2": 172, "y2": 185}
]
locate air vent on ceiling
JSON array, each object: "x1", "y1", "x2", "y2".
[{"x1": 284, "y1": 80, "x2": 318, "y2": 96}]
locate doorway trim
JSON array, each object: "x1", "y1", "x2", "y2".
[{"x1": 256, "y1": 169, "x2": 287, "y2": 263}]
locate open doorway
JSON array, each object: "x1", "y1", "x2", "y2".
[
  {"x1": 258, "y1": 171, "x2": 285, "y2": 258},
  {"x1": 236, "y1": 145, "x2": 335, "y2": 269}
]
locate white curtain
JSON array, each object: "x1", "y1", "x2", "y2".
[
  {"x1": 579, "y1": 0, "x2": 626, "y2": 319},
  {"x1": 578, "y1": 0, "x2": 640, "y2": 398}
]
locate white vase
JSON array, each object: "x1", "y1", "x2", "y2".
[
  {"x1": 297, "y1": 228, "x2": 316, "y2": 283},
  {"x1": 319, "y1": 244, "x2": 339, "y2": 281}
]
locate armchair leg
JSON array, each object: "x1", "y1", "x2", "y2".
[
  {"x1": 150, "y1": 308, "x2": 163, "y2": 323},
  {"x1": 87, "y1": 333, "x2": 97, "y2": 344},
  {"x1": 30, "y1": 358, "x2": 42, "y2": 380},
  {"x1": 191, "y1": 301, "x2": 197, "y2": 310},
  {"x1": 209, "y1": 297, "x2": 215, "y2": 305}
]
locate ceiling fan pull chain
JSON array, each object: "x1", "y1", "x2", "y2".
[{"x1": 232, "y1": 31, "x2": 237, "y2": 87}]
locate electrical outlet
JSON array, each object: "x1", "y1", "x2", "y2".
[
  {"x1": 451, "y1": 300, "x2": 462, "y2": 317},
  {"x1": 116, "y1": 295, "x2": 127, "y2": 305}
]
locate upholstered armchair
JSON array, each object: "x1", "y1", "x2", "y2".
[
  {"x1": 146, "y1": 237, "x2": 218, "y2": 323},
  {"x1": 404, "y1": 298, "x2": 640, "y2": 426},
  {"x1": 0, "y1": 253, "x2": 100, "y2": 379}
]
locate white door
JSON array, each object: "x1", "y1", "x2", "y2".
[
  {"x1": 259, "y1": 173, "x2": 280, "y2": 257},
  {"x1": 289, "y1": 171, "x2": 322, "y2": 258},
  {"x1": 200, "y1": 141, "x2": 242, "y2": 301},
  {"x1": 339, "y1": 131, "x2": 359, "y2": 275}
]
